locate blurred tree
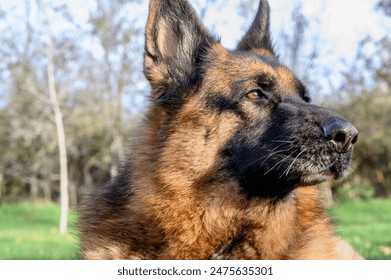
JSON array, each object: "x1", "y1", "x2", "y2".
[
  {"x1": 377, "y1": 0, "x2": 391, "y2": 16},
  {"x1": 327, "y1": 33, "x2": 391, "y2": 198},
  {"x1": 0, "y1": 1, "x2": 56, "y2": 202},
  {"x1": 276, "y1": 1, "x2": 322, "y2": 96},
  {"x1": 89, "y1": 0, "x2": 143, "y2": 177},
  {"x1": 45, "y1": 1, "x2": 69, "y2": 235},
  {"x1": 0, "y1": 1, "x2": 143, "y2": 204}
]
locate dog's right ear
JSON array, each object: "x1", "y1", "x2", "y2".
[
  {"x1": 144, "y1": 0, "x2": 216, "y2": 104},
  {"x1": 236, "y1": 0, "x2": 275, "y2": 56}
]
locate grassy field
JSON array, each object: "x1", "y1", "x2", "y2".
[
  {"x1": 0, "y1": 199, "x2": 390, "y2": 260},
  {"x1": 0, "y1": 203, "x2": 80, "y2": 260},
  {"x1": 329, "y1": 199, "x2": 391, "y2": 260}
]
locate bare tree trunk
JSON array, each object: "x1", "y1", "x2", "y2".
[
  {"x1": 69, "y1": 181, "x2": 77, "y2": 207},
  {"x1": 46, "y1": 4, "x2": 69, "y2": 235},
  {"x1": 103, "y1": 50, "x2": 119, "y2": 178},
  {"x1": 0, "y1": 174, "x2": 3, "y2": 203},
  {"x1": 42, "y1": 182, "x2": 52, "y2": 202},
  {"x1": 30, "y1": 177, "x2": 39, "y2": 202}
]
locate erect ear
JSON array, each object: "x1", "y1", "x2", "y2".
[
  {"x1": 236, "y1": 0, "x2": 275, "y2": 55},
  {"x1": 144, "y1": 0, "x2": 216, "y2": 103}
]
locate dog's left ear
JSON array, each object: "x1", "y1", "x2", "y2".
[
  {"x1": 144, "y1": 0, "x2": 216, "y2": 103},
  {"x1": 236, "y1": 0, "x2": 275, "y2": 55}
]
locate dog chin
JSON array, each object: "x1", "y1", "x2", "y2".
[
  {"x1": 299, "y1": 164, "x2": 349, "y2": 186},
  {"x1": 299, "y1": 168, "x2": 336, "y2": 186}
]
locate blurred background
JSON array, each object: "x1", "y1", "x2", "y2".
[{"x1": 0, "y1": 0, "x2": 390, "y2": 260}]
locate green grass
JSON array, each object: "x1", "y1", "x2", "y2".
[
  {"x1": 329, "y1": 199, "x2": 391, "y2": 260},
  {"x1": 0, "y1": 202, "x2": 80, "y2": 259},
  {"x1": 0, "y1": 199, "x2": 390, "y2": 259}
]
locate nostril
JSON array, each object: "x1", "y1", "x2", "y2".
[
  {"x1": 330, "y1": 130, "x2": 351, "y2": 153},
  {"x1": 332, "y1": 131, "x2": 346, "y2": 144},
  {"x1": 324, "y1": 117, "x2": 358, "y2": 153}
]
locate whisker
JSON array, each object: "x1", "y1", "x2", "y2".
[
  {"x1": 259, "y1": 147, "x2": 293, "y2": 165},
  {"x1": 241, "y1": 143, "x2": 292, "y2": 170},
  {"x1": 282, "y1": 148, "x2": 308, "y2": 177},
  {"x1": 271, "y1": 140, "x2": 295, "y2": 144},
  {"x1": 263, "y1": 149, "x2": 299, "y2": 175}
]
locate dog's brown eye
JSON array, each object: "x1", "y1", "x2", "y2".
[{"x1": 245, "y1": 90, "x2": 264, "y2": 100}]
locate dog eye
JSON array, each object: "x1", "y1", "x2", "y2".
[{"x1": 245, "y1": 90, "x2": 266, "y2": 100}]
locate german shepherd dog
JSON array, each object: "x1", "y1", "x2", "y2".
[{"x1": 81, "y1": 0, "x2": 362, "y2": 259}]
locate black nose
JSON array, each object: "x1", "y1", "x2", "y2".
[{"x1": 324, "y1": 118, "x2": 358, "y2": 153}]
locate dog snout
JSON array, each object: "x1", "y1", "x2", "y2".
[{"x1": 323, "y1": 117, "x2": 358, "y2": 153}]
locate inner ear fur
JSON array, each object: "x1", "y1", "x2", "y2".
[{"x1": 144, "y1": 0, "x2": 216, "y2": 102}]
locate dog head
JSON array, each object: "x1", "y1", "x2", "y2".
[{"x1": 143, "y1": 0, "x2": 358, "y2": 198}]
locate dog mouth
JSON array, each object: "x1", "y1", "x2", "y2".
[
  {"x1": 224, "y1": 129, "x2": 355, "y2": 197},
  {"x1": 299, "y1": 163, "x2": 345, "y2": 186}
]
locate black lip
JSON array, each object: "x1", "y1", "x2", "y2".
[{"x1": 299, "y1": 163, "x2": 344, "y2": 186}]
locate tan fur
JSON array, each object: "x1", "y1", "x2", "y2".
[{"x1": 252, "y1": 47, "x2": 275, "y2": 57}]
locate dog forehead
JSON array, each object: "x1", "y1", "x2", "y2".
[{"x1": 204, "y1": 44, "x2": 301, "y2": 95}]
